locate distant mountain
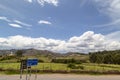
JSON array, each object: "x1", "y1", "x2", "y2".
[
  {"x1": 0, "y1": 48, "x2": 86, "y2": 58},
  {"x1": 0, "y1": 49, "x2": 17, "y2": 55},
  {"x1": 22, "y1": 48, "x2": 61, "y2": 57}
]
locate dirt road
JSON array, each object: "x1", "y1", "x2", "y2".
[{"x1": 0, "y1": 74, "x2": 120, "y2": 80}]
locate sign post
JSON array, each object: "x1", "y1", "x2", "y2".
[
  {"x1": 20, "y1": 60, "x2": 27, "y2": 80},
  {"x1": 26, "y1": 66, "x2": 28, "y2": 80},
  {"x1": 20, "y1": 59, "x2": 38, "y2": 80},
  {"x1": 35, "y1": 69, "x2": 37, "y2": 80}
]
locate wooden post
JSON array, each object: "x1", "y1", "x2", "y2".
[
  {"x1": 35, "y1": 69, "x2": 37, "y2": 80},
  {"x1": 26, "y1": 66, "x2": 28, "y2": 80}
]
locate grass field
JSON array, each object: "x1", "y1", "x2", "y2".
[{"x1": 0, "y1": 62, "x2": 120, "y2": 75}]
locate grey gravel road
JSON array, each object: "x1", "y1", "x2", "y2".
[{"x1": 0, "y1": 74, "x2": 120, "y2": 80}]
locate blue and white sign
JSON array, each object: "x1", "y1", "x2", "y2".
[{"x1": 27, "y1": 59, "x2": 38, "y2": 67}]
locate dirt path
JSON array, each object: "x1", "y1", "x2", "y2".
[{"x1": 0, "y1": 74, "x2": 120, "y2": 80}]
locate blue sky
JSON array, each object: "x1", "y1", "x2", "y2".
[{"x1": 0, "y1": 0, "x2": 120, "y2": 53}]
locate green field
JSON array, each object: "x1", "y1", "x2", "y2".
[{"x1": 0, "y1": 62, "x2": 120, "y2": 74}]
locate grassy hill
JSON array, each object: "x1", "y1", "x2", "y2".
[{"x1": 0, "y1": 49, "x2": 89, "y2": 63}]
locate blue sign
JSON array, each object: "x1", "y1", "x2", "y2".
[{"x1": 27, "y1": 59, "x2": 38, "y2": 66}]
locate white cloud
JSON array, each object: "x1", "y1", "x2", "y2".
[
  {"x1": 27, "y1": 0, "x2": 33, "y2": 3},
  {"x1": 8, "y1": 23, "x2": 22, "y2": 28},
  {"x1": 93, "y1": 0, "x2": 120, "y2": 20},
  {"x1": 38, "y1": 20, "x2": 52, "y2": 25},
  {"x1": 91, "y1": 0, "x2": 120, "y2": 31},
  {"x1": 0, "y1": 16, "x2": 11, "y2": 22},
  {"x1": 106, "y1": 31, "x2": 120, "y2": 41},
  {"x1": 0, "y1": 16, "x2": 31, "y2": 29},
  {"x1": 25, "y1": 0, "x2": 59, "y2": 6},
  {"x1": 14, "y1": 20, "x2": 32, "y2": 27},
  {"x1": 0, "y1": 31, "x2": 120, "y2": 53}
]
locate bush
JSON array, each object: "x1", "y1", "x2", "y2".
[
  {"x1": 67, "y1": 63, "x2": 84, "y2": 69},
  {"x1": 67, "y1": 63, "x2": 76, "y2": 69},
  {"x1": 74, "y1": 60, "x2": 82, "y2": 64},
  {"x1": 78, "y1": 65, "x2": 84, "y2": 70},
  {"x1": 38, "y1": 59, "x2": 44, "y2": 63},
  {"x1": 51, "y1": 58, "x2": 83, "y2": 64},
  {"x1": 0, "y1": 56, "x2": 16, "y2": 61}
]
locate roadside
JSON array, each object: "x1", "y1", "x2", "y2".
[{"x1": 0, "y1": 74, "x2": 120, "y2": 80}]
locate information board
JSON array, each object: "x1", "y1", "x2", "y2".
[
  {"x1": 20, "y1": 59, "x2": 38, "y2": 80},
  {"x1": 27, "y1": 59, "x2": 38, "y2": 67}
]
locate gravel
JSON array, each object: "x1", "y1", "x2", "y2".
[{"x1": 0, "y1": 74, "x2": 120, "y2": 80}]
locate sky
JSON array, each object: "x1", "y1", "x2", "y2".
[{"x1": 0, "y1": 0, "x2": 120, "y2": 53}]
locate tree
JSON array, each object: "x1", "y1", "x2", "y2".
[
  {"x1": 16, "y1": 50, "x2": 23, "y2": 58},
  {"x1": 89, "y1": 50, "x2": 120, "y2": 64}
]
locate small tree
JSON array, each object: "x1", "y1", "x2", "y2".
[{"x1": 16, "y1": 50, "x2": 23, "y2": 58}]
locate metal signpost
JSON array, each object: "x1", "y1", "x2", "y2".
[{"x1": 20, "y1": 59, "x2": 38, "y2": 80}]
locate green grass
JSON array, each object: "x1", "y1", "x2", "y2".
[
  {"x1": 0, "y1": 63, "x2": 68, "y2": 70},
  {"x1": 82, "y1": 63, "x2": 120, "y2": 71},
  {"x1": 34, "y1": 63, "x2": 68, "y2": 70},
  {"x1": 0, "y1": 63, "x2": 120, "y2": 71},
  {"x1": 0, "y1": 63, "x2": 20, "y2": 70},
  {"x1": 0, "y1": 62, "x2": 120, "y2": 74}
]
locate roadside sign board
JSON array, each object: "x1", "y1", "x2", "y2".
[
  {"x1": 20, "y1": 59, "x2": 38, "y2": 69},
  {"x1": 20, "y1": 59, "x2": 38, "y2": 80},
  {"x1": 27, "y1": 59, "x2": 38, "y2": 67}
]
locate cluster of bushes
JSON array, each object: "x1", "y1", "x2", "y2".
[
  {"x1": 89, "y1": 50, "x2": 120, "y2": 64},
  {"x1": 0, "y1": 56, "x2": 16, "y2": 61},
  {"x1": 51, "y1": 58, "x2": 83, "y2": 64},
  {"x1": 67, "y1": 63, "x2": 84, "y2": 69},
  {"x1": 38, "y1": 59, "x2": 44, "y2": 62}
]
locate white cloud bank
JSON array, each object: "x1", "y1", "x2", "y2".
[
  {"x1": 0, "y1": 31, "x2": 120, "y2": 53},
  {"x1": 25, "y1": 0, "x2": 59, "y2": 6}
]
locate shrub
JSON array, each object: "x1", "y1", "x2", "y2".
[
  {"x1": 67, "y1": 63, "x2": 76, "y2": 69},
  {"x1": 67, "y1": 63, "x2": 84, "y2": 69},
  {"x1": 78, "y1": 65, "x2": 84, "y2": 70},
  {"x1": 51, "y1": 58, "x2": 83, "y2": 64},
  {"x1": 38, "y1": 59, "x2": 44, "y2": 63},
  {"x1": 0, "y1": 56, "x2": 16, "y2": 61}
]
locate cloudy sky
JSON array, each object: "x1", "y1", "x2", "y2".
[{"x1": 0, "y1": 0, "x2": 120, "y2": 53}]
